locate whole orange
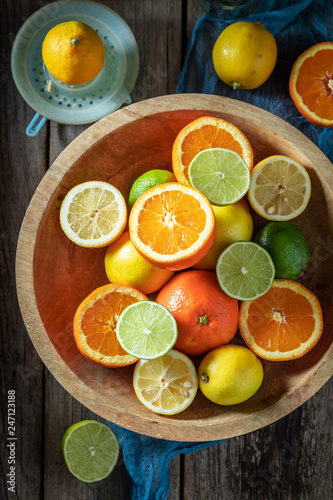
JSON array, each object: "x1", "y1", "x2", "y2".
[{"x1": 156, "y1": 270, "x2": 239, "y2": 356}]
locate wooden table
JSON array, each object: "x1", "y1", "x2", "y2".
[{"x1": 1, "y1": 1, "x2": 332, "y2": 498}]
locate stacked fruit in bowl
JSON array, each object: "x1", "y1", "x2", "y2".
[{"x1": 59, "y1": 115, "x2": 323, "y2": 417}]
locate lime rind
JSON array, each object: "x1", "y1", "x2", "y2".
[
  {"x1": 216, "y1": 241, "x2": 275, "y2": 300},
  {"x1": 116, "y1": 301, "x2": 178, "y2": 359},
  {"x1": 188, "y1": 148, "x2": 250, "y2": 206},
  {"x1": 61, "y1": 420, "x2": 119, "y2": 483}
]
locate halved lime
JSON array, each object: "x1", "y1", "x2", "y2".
[
  {"x1": 216, "y1": 241, "x2": 275, "y2": 300},
  {"x1": 188, "y1": 148, "x2": 250, "y2": 206},
  {"x1": 61, "y1": 420, "x2": 119, "y2": 483},
  {"x1": 116, "y1": 301, "x2": 178, "y2": 359}
]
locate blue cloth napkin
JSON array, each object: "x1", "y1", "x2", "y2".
[
  {"x1": 107, "y1": 2, "x2": 332, "y2": 499},
  {"x1": 177, "y1": 0, "x2": 333, "y2": 164},
  {"x1": 108, "y1": 421, "x2": 222, "y2": 499}
]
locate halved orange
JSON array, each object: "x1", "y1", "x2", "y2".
[
  {"x1": 129, "y1": 182, "x2": 216, "y2": 271},
  {"x1": 73, "y1": 283, "x2": 148, "y2": 367},
  {"x1": 289, "y1": 42, "x2": 333, "y2": 127},
  {"x1": 239, "y1": 279, "x2": 323, "y2": 361},
  {"x1": 172, "y1": 116, "x2": 253, "y2": 185}
]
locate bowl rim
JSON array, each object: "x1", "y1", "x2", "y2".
[{"x1": 15, "y1": 93, "x2": 333, "y2": 441}]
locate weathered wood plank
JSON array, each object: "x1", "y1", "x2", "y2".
[
  {"x1": 1, "y1": 1, "x2": 50, "y2": 498},
  {"x1": 43, "y1": 374, "x2": 131, "y2": 499},
  {"x1": 183, "y1": 379, "x2": 333, "y2": 499}
]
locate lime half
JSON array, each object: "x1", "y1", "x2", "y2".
[
  {"x1": 188, "y1": 148, "x2": 250, "y2": 206},
  {"x1": 116, "y1": 301, "x2": 178, "y2": 359},
  {"x1": 216, "y1": 241, "x2": 275, "y2": 300},
  {"x1": 61, "y1": 420, "x2": 119, "y2": 483}
]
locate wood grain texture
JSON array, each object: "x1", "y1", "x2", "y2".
[
  {"x1": 1, "y1": 2, "x2": 49, "y2": 499},
  {"x1": 183, "y1": 379, "x2": 333, "y2": 500},
  {"x1": 16, "y1": 94, "x2": 333, "y2": 442}
]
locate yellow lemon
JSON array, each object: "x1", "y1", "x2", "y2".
[
  {"x1": 42, "y1": 21, "x2": 105, "y2": 86},
  {"x1": 212, "y1": 21, "x2": 277, "y2": 89},
  {"x1": 198, "y1": 345, "x2": 264, "y2": 406},
  {"x1": 194, "y1": 199, "x2": 253, "y2": 270},
  {"x1": 104, "y1": 231, "x2": 174, "y2": 295}
]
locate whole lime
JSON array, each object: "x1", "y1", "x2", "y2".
[
  {"x1": 198, "y1": 344, "x2": 264, "y2": 406},
  {"x1": 128, "y1": 169, "x2": 176, "y2": 208},
  {"x1": 254, "y1": 221, "x2": 310, "y2": 279}
]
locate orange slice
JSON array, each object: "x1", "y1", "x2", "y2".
[
  {"x1": 129, "y1": 182, "x2": 216, "y2": 271},
  {"x1": 248, "y1": 155, "x2": 311, "y2": 221},
  {"x1": 289, "y1": 42, "x2": 333, "y2": 127},
  {"x1": 172, "y1": 116, "x2": 253, "y2": 185},
  {"x1": 73, "y1": 283, "x2": 148, "y2": 367},
  {"x1": 239, "y1": 280, "x2": 323, "y2": 361}
]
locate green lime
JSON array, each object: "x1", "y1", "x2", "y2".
[
  {"x1": 253, "y1": 221, "x2": 310, "y2": 279},
  {"x1": 61, "y1": 420, "x2": 119, "y2": 483},
  {"x1": 216, "y1": 241, "x2": 275, "y2": 300},
  {"x1": 188, "y1": 148, "x2": 250, "y2": 206},
  {"x1": 128, "y1": 169, "x2": 176, "y2": 208},
  {"x1": 116, "y1": 301, "x2": 178, "y2": 359}
]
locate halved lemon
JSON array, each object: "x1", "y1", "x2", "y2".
[
  {"x1": 248, "y1": 155, "x2": 311, "y2": 221},
  {"x1": 133, "y1": 349, "x2": 198, "y2": 415},
  {"x1": 60, "y1": 181, "x2": 127, "y2": 248}
]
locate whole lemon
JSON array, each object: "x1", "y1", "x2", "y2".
[
  {"x1": 194, "y1": 199, "x2": 253, "y2": 270},
  {"x1": 42, "y1": 21, "x2": 105, "y2": 86},
  {"x1": 104, "y1": 231, "x2": 174, "y2": 295},
  {"x1": 198, "y1": 344, "x2": 264, "y2": 405},
  {"x1": 212, "y1": 21, "x2": 277, "y2": 90}
]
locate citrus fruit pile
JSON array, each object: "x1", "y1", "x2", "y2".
[{"x1": 60, "y1": 115, "x2": 323, "y2": 416}]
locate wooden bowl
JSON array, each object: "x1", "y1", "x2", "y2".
[{"x1": 16, "y1": 94, "x2": 333, "y2": 441}]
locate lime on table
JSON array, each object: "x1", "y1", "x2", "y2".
[
  {"x1": 254, "y1": 221, "x2": 310, "y2": 279},
  {"x1": 216, "y1": 241, "x2": 275, "y2": 300},
  {"x1": 129, "y1": 169, "x2": 176, "y2": 208},
  {"x1": 116, "y1": 301, "x2": 178, "y2": 359},
  {"x1": 61, "y1": 420, "x2": 119, "y2": 483},
  {"x1": 188, "y1": 148, "x2": 250, "y2": 206}
]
